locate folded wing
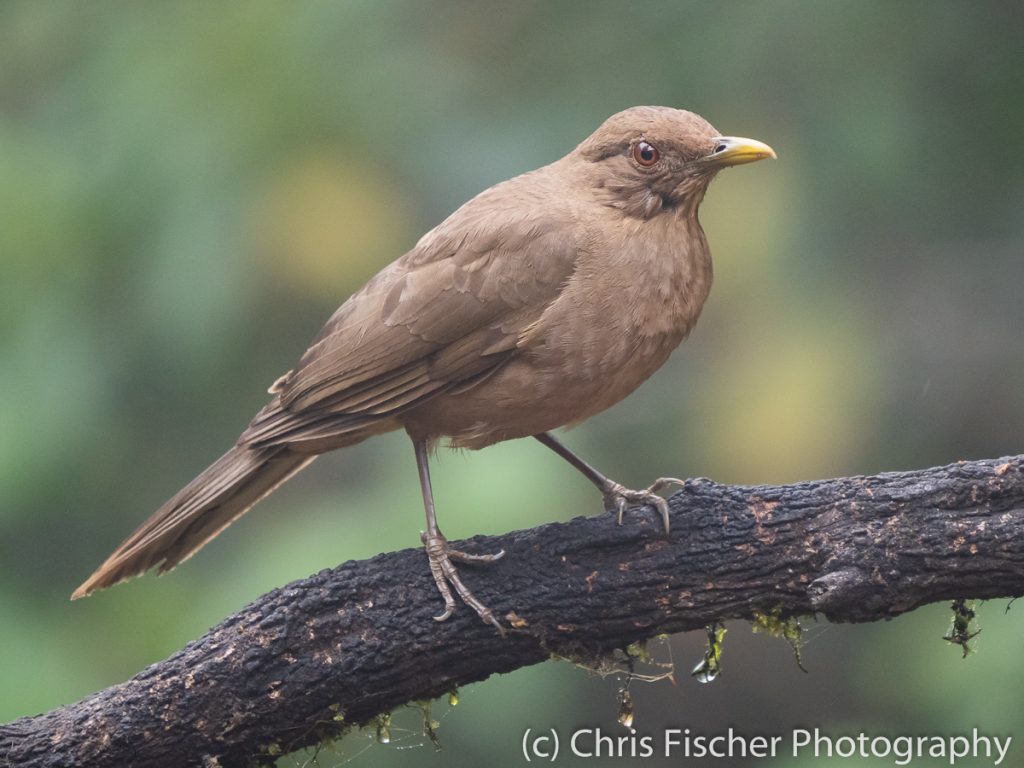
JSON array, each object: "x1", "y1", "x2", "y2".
[{"x1": 242, "y1": 180, "x2": 581, "y2": 449}]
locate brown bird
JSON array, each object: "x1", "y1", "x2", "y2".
[{"x1": 72, "y1": 106, "x2": 775, "y2": 629}]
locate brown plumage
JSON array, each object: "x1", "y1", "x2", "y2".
[{"x1": 73, "y1": 106, "x2": 774, "y2": 627}]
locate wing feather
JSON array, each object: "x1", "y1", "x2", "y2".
[{"x1": 241, "y1": 168, "x2": 580, "y2": 448}]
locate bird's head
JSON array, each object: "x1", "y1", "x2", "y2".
[{"x1": 574, "y1": 106, "x2": 775, "y2": 220}]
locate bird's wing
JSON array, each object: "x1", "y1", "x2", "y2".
[{"x1": 241, "y1": 184, "x2": 581, "y2": 447}]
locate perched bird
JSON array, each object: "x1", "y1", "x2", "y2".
[{"x1": 73, "y1": 106, "x2": 775, "y2": 630}]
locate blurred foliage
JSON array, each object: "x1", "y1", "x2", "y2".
[{"x1": 1, "y1": 1, "x2": 1022, "y2": 766}]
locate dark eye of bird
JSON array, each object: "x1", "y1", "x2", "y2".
[{"x1": 633, "y1": 141, "x2": 660, "y2": 167}]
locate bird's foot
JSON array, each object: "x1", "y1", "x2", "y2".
[
  {"x1": 421, "y1": 529, "x2": 505, "y2": 634},
  {"x1": 601, "y1": 477, "x2": 685, "y2": 534}
]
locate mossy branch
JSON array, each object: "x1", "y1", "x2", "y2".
[{"x1": 3, "y1": 455, "x2": 1024, "y2": 767}]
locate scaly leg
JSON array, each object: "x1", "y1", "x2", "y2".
[
  {"x1": 534, "y1": 431, "x2": 682, "y2": 533},
  {"x1": 414, "y1": 439, "x2": 505, "y2": 631}
]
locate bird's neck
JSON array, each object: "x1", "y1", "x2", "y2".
[{"x1": 671, "y1": 174, "x2": 714, "y2": 219}]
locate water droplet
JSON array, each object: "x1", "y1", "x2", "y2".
[
  {"x1": 691, "y1": 623, "x2": 726, "y2": 682},
  {"x1": 691, "y1": 658, "x2": 718, "y2": 684},
  {"x1": 374, "y1": 715, "x2": 392, "y2": 744},
  {"x1": 617, "y1": 690, "x2": 634, "y2": 727}
]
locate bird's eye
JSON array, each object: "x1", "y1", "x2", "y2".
[{"x1": 633, "y1": 141, "x2": 660, "y2": 167}]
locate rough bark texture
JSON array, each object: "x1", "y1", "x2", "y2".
[{"x1": 4, "y1": 455, "x2": 1024, "y2": 767}]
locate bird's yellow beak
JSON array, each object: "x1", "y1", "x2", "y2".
[{"x1": 703, "y1": 136, "x2": 777, "y2": 167}]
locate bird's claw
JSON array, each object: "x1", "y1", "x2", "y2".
[
  {"x1": 602, "y1": 477, "x2": 685, "y2": 534},
  {"x1": 421, "y1": 530, "x2": 505, "y2": 634}
]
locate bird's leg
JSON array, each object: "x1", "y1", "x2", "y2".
[
  {"x1": 414, "y1": 439, "x2": 505, "y2": 632},
  {"x1": 533, "y1": 432, "x2": 683, "y2": 534}
]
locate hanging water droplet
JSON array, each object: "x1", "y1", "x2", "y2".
[
  {"x1": 691, "y1": 657, "x2": 718, "y2": 684},
  {"x1": 691, "y1": 623, "x2": 726, "y2": 683},
  {"x1": 617, "y1": 689, "x2": 634, "y2": 727},
  {"x1": 375, "y1": 715, "x2": 392, "y2": 744}
]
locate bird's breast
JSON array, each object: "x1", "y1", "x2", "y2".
[
  {"x1": 403, "y1": 216, "x2": 714, "y2": 449},
  {"x1": 543, "y1": 215, "x2": 712, "y2": 384}
]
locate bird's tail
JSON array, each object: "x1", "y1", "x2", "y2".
[{"x1": 71, "y1": 445, "x2": 315, "y2": 599}]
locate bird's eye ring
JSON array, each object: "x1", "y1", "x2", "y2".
[{"x1": 632, "y1": 141, "x2": 660, "y2": 167}]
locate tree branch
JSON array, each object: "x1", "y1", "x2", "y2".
[{"x1": 4, "y1": 455, "x2": 1024, "y2": 767}]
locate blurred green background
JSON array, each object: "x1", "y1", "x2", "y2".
[{"x1": 2, "y1": 1, "x2": 1023, "y2": 765}]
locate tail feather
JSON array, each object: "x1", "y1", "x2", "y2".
[{"x1": 71, "y1": 445, "x2": 314, "y2": 599}]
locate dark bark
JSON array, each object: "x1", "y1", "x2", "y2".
[{"x1": 4, "y1": 455, "x2": 1024, "y2": 767}]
